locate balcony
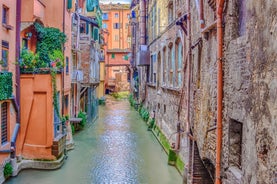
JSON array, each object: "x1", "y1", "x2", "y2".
[
  {"x1": 0, "y1": 72, "x2": 13, "y2": 101},
  {"x1": 71, "y1": 67, "x2": 84, "y2": 83}
]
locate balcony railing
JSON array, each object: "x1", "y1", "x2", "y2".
[
  {"x1": 0, "y1": 72, "x2": 13, "y2": 101},
  {"x1": 71, "y1": 67, "x2": 84, "y2": 83}
]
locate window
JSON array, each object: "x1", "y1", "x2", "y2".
[
  {"x1": 171, "y1": 45, "x2": 175, "y2": 86},
  {"x1": 111, "y1": 53, "x2": 115, "y2": 59},
  {"x1": 115, "y1": 13, "x2": 119, "y2": 18},
  {"x1": 125, "y1": 23, "x2": 129, "y2": 29},
  {"x1": 150, "y1": 54, "x2": 157, "y2": 84},
  {"x1": 229, "y1": 119, "x2": 243, "y2": 169},
  {"x1": 93, "y1": 27, "x2": 99, "y2": 41},
  {"x1": 176, "y1": 41, "x2": 183, "y2": 87},
  {"x1": 114, "y1": 23, "x2": 120, "y2": 29},
  {"x1": 238, "y1": 0, "x2": 246, "y2": 36},
  {"x1": 102, "y1": 13, "x2": 108, "y2": 20},
  {"x1": 66, "y1": 57, "x2": 69, "y2": 74},
  {"x1": 80, "y1": 23, "x2": 88, "y2": 34},
  {"x1": 65, "y1": 95, "x2": 69, "y2": 111},
  {"x1": 102, "y1": 23, "x2": 107, "y2": 29},
  {"x1": 114, "y1": 35, "x2": 119, "y2": 41},
  {"x1": 162, "y1": 47, "x2": 167, "y2": 85},
  {"x1": 22, "y1": 38, "x2": 28, "y2": 49},
  {"x1": 67, "y1": 0, "x2": 72, "y2": 9},
  {"x1": 168, "y1": 44, "x2": 173, "y2": 86},
  {"x1": 2, "y1": 6, "x2": 9, "y2": 24},
  {"x1": 1, "y1": 102, "x2": 8, "y2": 144},
  {"x1": 1, "y1": 41, "x2": 9, "y2": 68},
  {"x1": 127, "y1": 14, "x2": 130, "y2": 19}
]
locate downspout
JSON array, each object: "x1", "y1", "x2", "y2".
[
  {"x1": 215, "y1": 0, "x2": 224, "y2": 184},
  {"x1": 62, "y1": 0, "x2": 66, "y2": 117},
  {"x1": 186, "y1": 0, "x2": 192, "y2": 135},
  {"x1": 11, "y1": 0, "x2": 22, "y2": 159},
  {"x1": 200, "y1": 0, "x2": 205, "y2": 28},
  {"x1": 139, "y1": 0, "x2": 146, "y2": 45}
]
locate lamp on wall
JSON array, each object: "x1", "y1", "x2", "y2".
[{"x1": 25, "y1": 32, "x2": 32, "y2": 40}]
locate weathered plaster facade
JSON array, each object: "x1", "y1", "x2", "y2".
[{"x1": 132, "y1": 0, "x2": 277, "y2": 183}]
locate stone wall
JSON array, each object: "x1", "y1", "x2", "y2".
[
  {"x1": 189, "y1": 0, "x2": 277, "y2": 183},
  {"x1": 222, "y1": 0, "x2": 277, "y2": 183}
]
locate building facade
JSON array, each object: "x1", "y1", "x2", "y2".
[
  {"x1": 0, "y1": 0, "x2": 19, "y2": 182},
  {"x1": 71, "y1": 0, "x2": 101, "y2": 123},
  {"x1": 131, "y1": 0, "x2": 277, "y2": 183},
  {"x1": 101, "y1": 3, "x2": 131, "y2": 93}
]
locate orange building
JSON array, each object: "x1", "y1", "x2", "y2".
[
  {"x1": 100, "y1": 3, "x2": 131, "y2": 93},
  {"x1": 0, "y1": 0, "x2": 19, "y2": 177},
  {"x1": 18, "y1": 0, "x2": 72, "y2": 161}
]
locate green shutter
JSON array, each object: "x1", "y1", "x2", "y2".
[
  {"x1": 86, "y1": 22, "x2": 89, "y2": 34},
  {"x1": 67, "y1": 0, "x2": 72, "y2": 9},
  {"x1": 93, "y1": 27, "x2": 99, "y2": 41},
  {"x1": 111, "y1": 53, "x2": 115, "y2": 59}
]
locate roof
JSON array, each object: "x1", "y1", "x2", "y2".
[
  {"x1": 100, "y1": 3, "x2": 130, "y2": 10},
  {"x1": 107, "y1": 49, "x2": 131, "y2": 53}
]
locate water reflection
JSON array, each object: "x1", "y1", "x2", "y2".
[{"x1": 6, "y1": 98, "x2": 182, "y2": 184}]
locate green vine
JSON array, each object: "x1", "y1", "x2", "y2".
[
  {"x1": 34, "y1": 22, "x2": 66, "y2": 65},
  {"x1": 0, "y1": 72, "x2": 13, "y2": 100},
  {"x1": 51, "y1": 69, "x2": 60, "y2": 120}
]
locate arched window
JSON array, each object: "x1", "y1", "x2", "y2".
[
  {"x1": 168, "y1": 43, "x2": 173, "y2": 86},
  {"x1": 177, "y1": 41, "x2": 183, "y2": 87},
  {"x1": 162, "y1": 47, "x2": 167, "y2": 85}
]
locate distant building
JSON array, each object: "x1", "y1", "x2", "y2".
[{"x1": 100, "y1": 3, "x2": 131, "y2": 93}]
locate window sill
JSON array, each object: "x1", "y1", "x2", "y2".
[
  {"x1": 161, "y1": 85, "x2": 181, "y2": 93},
  {"x1": 2, "y1": 23, "x2": 13, "y2": 30},
  {"x1": 147, "y1": 83, "x2": 156, "y2": 88}
]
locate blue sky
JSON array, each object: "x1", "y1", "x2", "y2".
[{"x1": 100, "y1": 0, "x2": 131, "y2": 4}]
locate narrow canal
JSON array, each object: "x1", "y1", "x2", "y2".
[{"x1": 6, "y1": 98, "x2": 182, "y2": 184}]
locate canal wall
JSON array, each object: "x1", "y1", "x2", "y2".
[
  {"x1": 0, "y1": 155, "x2": 65, "y2": 184},
  {"x1": 129, "y1": 96, "x2": 185, "y2": 177}
]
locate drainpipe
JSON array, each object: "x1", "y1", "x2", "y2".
[
  {"x1": 215, "y1": 0, "x2": 224, "y2": 184},
  {"x1": 200, "y1": 0, "x2": 205, "y2": 28},
  {"x1": 12, "y1": 0, "x2": 22, "y2": 159},
  {"x1": 139, "y1": 0, "x2": 146, "y2": 45},
  {"x1": 62, "y1": 0, "x2": 66, "y2": 117},
  {"x1": 186, "y1": 0, "x2": 192, "y2": 135}
]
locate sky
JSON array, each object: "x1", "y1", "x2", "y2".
[{"x1": 100, "y1": 0, "x2": 131, "y2": 4}]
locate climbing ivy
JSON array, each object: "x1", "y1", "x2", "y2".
[
  {"x1": 51, "y1": 69, "x2": 61, "y2": 121},
  {"x1": 0, "y1": 72, "x2": 13, "y2": 100},
  {"x1": 34, "y1": 22, "x2": 66, "y2": 66}
]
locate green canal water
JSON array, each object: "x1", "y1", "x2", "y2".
[{"x1": 6, "y1": 98, "x2": 182, "y2": 184}]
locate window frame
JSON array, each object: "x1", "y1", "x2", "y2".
[
  {"x1": 1, "y1": 102, "x2": 9, "y2": 145},
  {"x1": 1, "y1": 41, "x2": 9, "y2": 68},
  {"x1": 2, "y1": 5, "x2": 9, "y2": 25}
]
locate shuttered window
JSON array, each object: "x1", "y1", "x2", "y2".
[
  {"x1": 1, "y1": 102, "x2": 8, "y2": 144},
  {"x1": 67, "y1": 0, "x2": 72, "y2": 9}
]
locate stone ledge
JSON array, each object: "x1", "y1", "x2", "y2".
[{"x1": 11, "y1": 154, "x2": 65, "y2": 177}]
